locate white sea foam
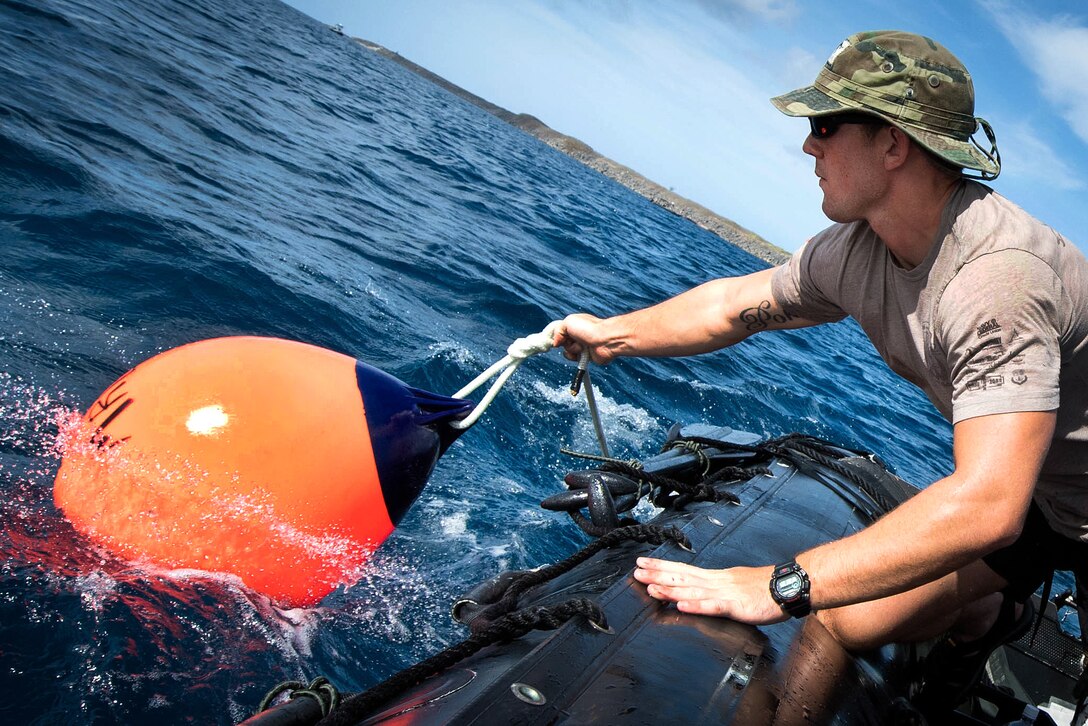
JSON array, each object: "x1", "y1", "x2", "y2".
[
  {"x1": 439, "y1": 510, "x2": 469, "y2": 537},
  {"x1": 427, "y1": 339, "x2": 477, "y2": 367},
  {"x1": 531, "y1": 380, "x2": 658, "y2": 452}
]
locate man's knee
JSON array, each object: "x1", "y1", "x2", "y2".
[
  {"x1": 815, "y1": 592, "x2": 961, "y2": 652},
  {"x1": 815, "y1": 608, "x2": 887, "y2": 652}
]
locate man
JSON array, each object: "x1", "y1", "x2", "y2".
[{"x1": 553, "y1": 30, "x2": 1088, "y2": 710}]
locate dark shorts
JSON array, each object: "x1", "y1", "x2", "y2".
[{"x1": 983, "y1": 502, "x2": 1088, "y2": 602}]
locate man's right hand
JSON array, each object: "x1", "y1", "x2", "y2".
[{"x1": 552, "y1": 313, "x2": 620, "y2": 365}]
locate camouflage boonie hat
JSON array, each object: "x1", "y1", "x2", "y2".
[{"x1": 771, "y1": 30, "x2": 1000, "y2": 179}]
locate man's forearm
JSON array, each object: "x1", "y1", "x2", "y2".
[
  {"x1": 593, "y1": 279, "x2": 747, "y2": 358},
  {"x1": 590, "y1": 268, "x2": 808, "y2": 358},
  {"x1": 799, "y1": 411, "x2": 1052, "y2": 609}
]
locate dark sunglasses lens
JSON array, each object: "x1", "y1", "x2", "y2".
[{"x1": 810, "y1": 117, "x2": 837, "y2": 138}]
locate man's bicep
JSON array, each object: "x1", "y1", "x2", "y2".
[
  {"x1": 728, "y1": 267, "x2": 822, "y2": 334},
  {"x1": 952, "y1": 410, "x2": 1055, "y2": 507}
]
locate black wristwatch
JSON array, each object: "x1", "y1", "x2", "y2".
[{"x1": 770, "y1": 560, "x2": 811, "y2": 618}]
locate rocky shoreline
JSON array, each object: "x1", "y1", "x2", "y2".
[{"x1": 355, "y1": 37, "x2": 790, "y2": 266}]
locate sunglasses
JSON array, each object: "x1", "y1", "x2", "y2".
[{"x1": 809, "y1": 113, "x2": 886, "y2": 139}]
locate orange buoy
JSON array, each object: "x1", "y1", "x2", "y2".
[{"x1": 53, "y1": 336, "x2": 471, "y2": 607}]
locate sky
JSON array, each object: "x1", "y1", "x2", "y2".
[{"x1": 285, "y1": 0, "x2": 1088, "y2": 253}]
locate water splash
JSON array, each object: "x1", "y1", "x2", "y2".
[
  {"x1": 531, "y1": 379, "x2": 659, "y2": 454},
  {"x1": 0, "y1": 372, "x2": 76, "y2": 477}
]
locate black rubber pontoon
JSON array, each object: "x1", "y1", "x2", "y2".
[{"x1": 245, "y1": 424, "x2": 1079, "y2": 726}]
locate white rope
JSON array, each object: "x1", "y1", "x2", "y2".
[
  {"x1": 448, "y1": 322, "x2": 612, "y2": 458},
  {"x1": 449, "y1": 321, "x2": 563, "y2": 430}
]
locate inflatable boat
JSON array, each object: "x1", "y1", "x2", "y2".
[{"x1": 243, "y1": 424, "x2": 1083, "y2": 725}]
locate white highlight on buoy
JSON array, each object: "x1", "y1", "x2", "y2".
[{"x1": 186, "y1": 405, "x2": 229, "y2": 435}]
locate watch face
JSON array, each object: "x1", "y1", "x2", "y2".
[{"x1": 776, "y1": 573, "x2": 803, "y2": 600}]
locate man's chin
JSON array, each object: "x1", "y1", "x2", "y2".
[{"x1": 821, "y1": 202, "x2": 857, "y2": 225}]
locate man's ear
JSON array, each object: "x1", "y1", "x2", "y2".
[{"x1": 883, "y1": 126, "x2": 911, "y2": 171}]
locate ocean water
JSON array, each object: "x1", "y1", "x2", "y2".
[{"x1": 0, "y1": 0, "x2": 956, "y2": 723}]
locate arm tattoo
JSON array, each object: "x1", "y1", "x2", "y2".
[{"x1": 739, "y1": 300, "x2": 795, "y2": 332}]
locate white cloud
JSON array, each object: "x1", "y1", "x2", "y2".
[
  {"x1": 992, "y1": 119, "x2": 1085, "y2": 191},
  {"x1": 443, "y1": 1, "x2": 826, "y2": 249},
  {"x1": 985, "y1": 3, "x2": 1088, "y2": 147},
  {"x1": 576, "y1": 4, "x2": 827, "y2": 247},
  {"x1": 694, "y1": 0, "x2": 801, "y2": 23}
]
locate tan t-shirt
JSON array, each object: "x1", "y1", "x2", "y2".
[{"x1": 771, "y1": 180, "x2": 1088, "y2": 541}]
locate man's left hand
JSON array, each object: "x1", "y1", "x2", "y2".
[{"x1": 633, "y1": 557, "x2": 790, "y2": 624}]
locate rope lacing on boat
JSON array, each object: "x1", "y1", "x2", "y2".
[
  {"x1": 675, "y1": 433, "x2": 897, "y2": 519},
  {"x1": 453, "y1": 523, "x2": 691, "y2": 631},
  {"x1": 544, "y1": 431, "x2": 898, "y2": 539}
]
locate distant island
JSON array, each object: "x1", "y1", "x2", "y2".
[{"x1": 354, "y1": 38, "x2": 790, "y2": 266}]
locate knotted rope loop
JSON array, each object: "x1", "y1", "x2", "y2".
[
  {"x1": 448, "y1": 322, "x2": 611, "y2": 457},
  {"x1": 449, "y1": 321, "x2": 563, "y2": 430}
]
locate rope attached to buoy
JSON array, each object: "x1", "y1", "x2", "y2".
[
  {"x1": 449, "y1": 321, "x2": 562, "y2": 430},
  {"x1": 449, "y1": 321, "x2": 611, "y2": 457}
]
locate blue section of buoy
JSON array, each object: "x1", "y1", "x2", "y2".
[{"x1": 354, "y1": 361, "x2": 473, "y2": 523}]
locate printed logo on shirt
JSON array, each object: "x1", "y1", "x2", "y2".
[
  {"x1": 1011, "y1": 370, "x2": 1027, "y2": 385},
  {"x1": 966, "y1": 378, "x2": 985, "y2": 392},
  {"x1": 966, "y1": 338, "x2": 1005, "y2": 368},
  {"x1": 977, "y1": 318, "x2": 1002, "y2": 338},
  {"x1": 987, "y1": 374, "x2": 1004, "y2": 388}
]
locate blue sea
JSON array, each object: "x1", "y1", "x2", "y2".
[{"x1": 0, "y1": 0, "x2": 958, "y2": 723}]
